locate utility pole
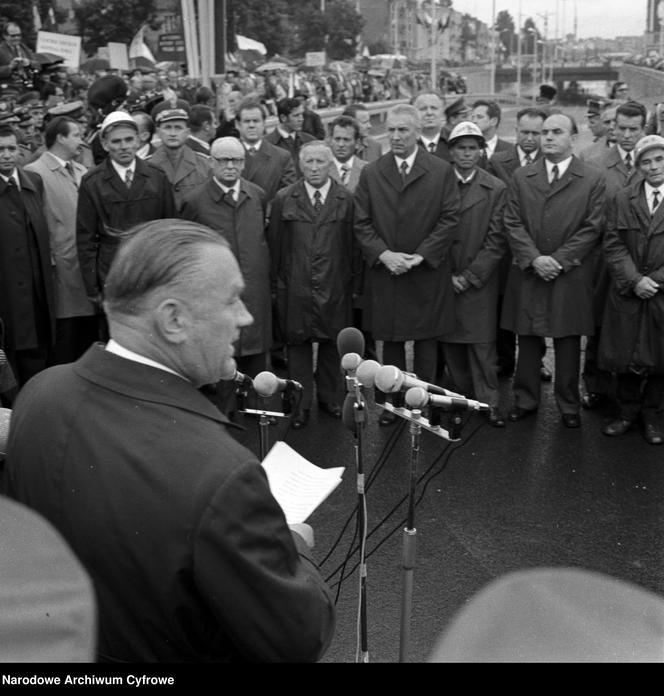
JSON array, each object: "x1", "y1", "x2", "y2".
[
  {"x1": 489, "y1": 0, "x2": 496, "y2": 95},
  {"x1": 431, "y1": 1, "x2": 437, "y2": 92},
  {"x1": 516, "y1": 0, "x2": 522, "y2": 99}
]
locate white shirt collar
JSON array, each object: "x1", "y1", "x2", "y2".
[
  {"x1": 110, "y1": 159, "x2": 136, "y2": 178},
  {"x1": 420, "y1": 133, "x2": 440, "y2": 149},
  {"x1": 334, "y1": 156, "x2": 354, "y2": 173},
  {"x1": 213, "y1": 177, "x2": 241, "y2": 197},
  {"x1": 48, "y1": 152, "x2": 69, "y2": 169},
  {"x1": 517, "y1": 146, "x2": 538, "y2": 166},
  {"x1": 455, "y1": 169, "x2": 477, "y2": 184},
  {"x1": 304, "y1": 178, "x2": 331, "y2": 205},
  {"x1": 188, "y1": 134, "x2": 210, "y2": 151},
  {"x1": 105, "y1": 339, "x2": 188, "y2": 381},
  {"x1": 545, "y1": 155, "x2": 573, "y2": 180},
  {"x1": 242, "y1": 139, "x2": 262, "y2": 152},
  {"x1": 277, "y1": 126, "x2": 294, "y2": 140},
  {"x1": 616, "y1": 145, "x2": 634, "y2": 165},
  {"x1": 644, "y1": 181, "x2": 664, "y2": 203},
  {"x1": 0, "y1": 170, "x2": 20, "y2": 188},
  {"x1": 393, "y1": 149, "x2": 418, "y2": 174},
  {"x1": 135, "y1": 143, "x2": 151, "y2": 160},
  {"x1": 484, "y1": 134, "x2": 499, "y2": 158}
]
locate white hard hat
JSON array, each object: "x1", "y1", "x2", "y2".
[{"x1": 448, "y1": 120, "x2": 485, "y2": 147}]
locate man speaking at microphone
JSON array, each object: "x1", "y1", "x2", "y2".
[{"x1": 5, "y1": 220, "x2": 336, "y2": 662}]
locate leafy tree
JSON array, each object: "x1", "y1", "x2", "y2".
[
  {"x1": 318, "y1": 0, "x2": 364, "y2": 60},
  {"x1": 0, "y1": 1, "x2": 66, "y2": 48},
  {"x1": 496, "y1": 10, "x2": 515, "y2": 58},
  {"x1": 73, "y1": 0, "x2": 161, "y2": 57},
  {"x1": 522, "y1": 17, "x2": 541, "y2": 55},
  {"x1": 231, "y1": 0, "x2": 290, "y2": 56}
]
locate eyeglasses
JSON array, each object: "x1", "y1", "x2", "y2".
[
  {"x1": 7, "y1": 33, "x2": 21, "y2": 38},
  {"x1": 213, "y1": 157, "x2": 245, "y2": 165}
]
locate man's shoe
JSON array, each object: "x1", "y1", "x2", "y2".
[
  {"x1": 603, "y1": 418, "x2": 632, "y2": 437},
  {"x1": 508, "y1": 406, "x2": 537, "y2": 422},
  {"x1": 318, "y1": 401, "x2": 341, "y2": 419},
  {"x1": 540, "y1": 365, "x2": 553, "y2": 382},
  {"x1": 378, "y1": 409, "x2": 397, "y2": 426},
  {"x1": 292, "y1": 409, "x2": 310, "y2": 430},
  {"x1": 643, "y1": 422, "x2": 663, "y2": 445},
  {"x1": 487, "y1": 407, "x2": 506, "y2": 428},
  {"x1": 561, "y1": 413, "x2": 581, "y2": 428},
  {"x1": 581, "y1": 392, "x2": 601, "y2": 410}
]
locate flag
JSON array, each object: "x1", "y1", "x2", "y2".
[
  {"x1": 128, "y1": 24, "x2": 156, "y2": 63},
  {"x1": 46, "y1": 6, "x2": 56, "y2": 30},
  {"x1": 32, "y1": 2, "x2": 42, "y2": 32}
]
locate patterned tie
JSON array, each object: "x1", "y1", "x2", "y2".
[
  {"x1": 550, "y1": 164, "x2": 559, "y2": 185},
  {"x1": 340, "y1": 165, "x2": 349, "y2": 185},
  {"x1": 5, "y1": 176, "x2": 16, "y2": 189},
  {"x1": 524, "y1": 153, "x2": 533, "y2": 166},
  {"x1": 225, "y1": 188, "x2": 236, "y2": 207},
  {"x1": 313, "y1": 189, "x2": 322, "y2": 213},
  {"x1": 65, "y1": 161, "x2": 77, "y2": 186},
  {"x1": 400, "y1": 160, "x2": 408, "y2": 183},
  {"x1": 428, "y1": 142, "x2": 436, "y2": 154},
  {"x1": 652, "y1": 190, "x2": 660, "y2": 216},
  {"x1": 124, "y1": 168, "x2": 133, "y2": 189},
  {"x1": 247, "y1": 146, "x2": 257, "y2": 157},
  {"x1": 625, "y1": 152, "x2": 632, "y2": 173}
]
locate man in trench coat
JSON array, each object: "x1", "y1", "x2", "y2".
[{"x1": 502, "y1": 112, "x2": 605, "y2": 428}]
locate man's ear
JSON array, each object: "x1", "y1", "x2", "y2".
[{"x1": 154, "y1": 298, "x2": 189, "y2": 344}]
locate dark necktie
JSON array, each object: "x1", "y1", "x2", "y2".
[
  {"x1": 65, "y1": 161, "x2": 77, "y2": 186},
  {"x1": 524, "y1": 153, "x2": 533, "y2": 166},
  {"x1": 5, "y1": 176, "x2": 16, "y2": 190},
  {"x1": 313, "y1": 189, "x2": 322, "y2": 213},
  {"x1": 625, "y1": 152, "x2": 632, "y2": 173},
  {"x1": 428, "y1": 142, "x2": 436, "y2": 154},
  {"x1": 124, "y1": 169, "x2": 133, "y2": 189},
  {"x1": 340, "y1": 165, "x2": 349, "y2": 185},
  {"x1": 225, "y1": 189, "x2": 236, "y2": 207},
  {"x1": 550, "y1": 164, "x2": 559, "y2": 185},
  {"x1": 652, "y1": 190, "x2": 660, "y2": 215},
  {"x1": 247, "y1": 146, "x2": 257, "y2": 157},
  {"x1": 400, "y1": 160, "x2": 408, "y2": 183}
]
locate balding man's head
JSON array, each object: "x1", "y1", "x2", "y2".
[{"x1": 210, "y1": 137, "x2": 246, "y2": 185}]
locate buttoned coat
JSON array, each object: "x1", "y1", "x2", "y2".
[
  {"x1": 180, "y1": 177, "x2": 271, "y2": 357},
  {"x1": 5, "y1": 346, "x2": 335, "y2": 662},
  {"x1": 264, "y1": 129, "x2": 316, "y2": 177},
  {"x1": 25, "y1": 152, "x2": 94, "y2": 319},
  {"x1": 268, "y1": 179, "x2": 359, "y2": 344},
  {"x1": 76, "y1": 157, "x2": 176, "y2": 301},
  {"x1": 146, "y1": 145, "x2": 212, "y2": 212},
  {"x1": 354, "y1": 149, "x2": 460, "y2": 341},
  {"x1": 599, "y1": 180, "x2": 664, "y2": 372},
  {"x1": 329, "y1": 156, "x2": 367, "y2": 193},
  {"x1": 242, "y1": 139, "x2": 296, "y2": 204},
  {"x1": 501, "y1": 157, "x2": 605, "y2": 337},
  {"x1": 441, "y1": 168, "x2": 508, "y2": 343},
  {"x1": 0, "y1": 169, "x2": 56, "y2": 351}
]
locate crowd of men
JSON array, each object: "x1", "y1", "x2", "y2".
[{"x1": 2, "y1": 16, "x2": 664, "y2": 659}]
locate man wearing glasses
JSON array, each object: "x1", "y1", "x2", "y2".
[{"x1": 0, "y1": 23, "x2": 36, "y2": 81}]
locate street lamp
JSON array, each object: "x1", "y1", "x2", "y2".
[{"x1": 429, "y1": 0, "x2": 453, "y2": 93}]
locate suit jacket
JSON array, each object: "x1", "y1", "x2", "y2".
[
  {"x1": 594, "y1": 146, "x2": 639, "y2": 199},
  {"x1": 486, "y1": 146, "x2": 543, "y2": 185},
  {"x1": 242, "y1": 139, "x2": 297, "y2": 205},
  {"x1": 181, "y1": 177, "x2": 271, "y2": 356},
  {"x1": 25, "y1": 152, "x2": 94, "y2": 319},
  {"x1": 354, "y1": 150, "x2": 460, "y2": 341},
  {"x1": 265, "y1": 128, "x2": 316, "y2": 177},
  {"x1": 501, "y1": 157, "x2": 606, "y2": 337},
  {"x1": 146, "y1": 145, "x2": 212, "y2": 212},
  {"x1": 478, "y1": 138, "x2": 512, "y2": 170},
  {"x1": 329, "y1": 156, "x2": 367, "y2": 193},
  {"x1": 76, "y1": 157, "x2": 176, "y2": 301},
  {"x1": 5, "y1": 345, "x2": 336, "y2": 662},
  {"x1": 0, "y1": 168, "x2": 56, "y2": 352},
  {"x1": 417, "y1": 132, "x2": 451, "y2": 162},
  {"x1": 185, "y1": 136, "x2": 210, "y2": 155},
  {"x1": 0, "y1": 39, "x2": 36, "y2": 80}
]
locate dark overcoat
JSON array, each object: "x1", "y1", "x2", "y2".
[
  {"x1": 76, "y1": 157, "x2": 176, "y2": 301},
  {"x1": 268, "y1": 178, "x2": 359, "y2": 344},
  {"x1": 354, "y1": 149, "x2": 460, "y2": 341},
  {"x1": 242, "y1": 139, "x2": 296, "y2": 204},
  {"x1": 181, "y1": 177, "x2": 271, "y2": 357},
  {"x1": 501, "y1": 156, "x2": 605, "y2": 337},
  {"x1": 441, "y1": 168, "x2": 507, "y2": 343},
  {"x1": 598, "y1": 180, "x2": 664, "y2": 372},
  {"x1": 0, "y1": 169, "x2": 56, "y2": 351},
  {"x1": 5, "y1": 346, "x2": 335, "y2": 662}
]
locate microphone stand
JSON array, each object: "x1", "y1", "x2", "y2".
[
  {"x1": 399, "y1": 408, "x2": 421, "y2": 663},
  {"x1": 240, "y1": 392, "x2": 294, "y2": 461}
]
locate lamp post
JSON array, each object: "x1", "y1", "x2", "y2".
[
  {"x1": 516, "y1": 0, "x2": 522, "y2": 99},
  {"x1": 429, "y1": 1, "x2": 453, "y2": 94}
]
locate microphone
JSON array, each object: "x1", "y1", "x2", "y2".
[
  {"x1": 405, "y1": 387, "x2": 490, "y2": 412},
  {"x1": 355, "y1": 359, "x2": 381, "y2": 387},
  {"x1": 253, "y1": 371, "x2": 303, "y2": 398},
  {"x1": 341, "y1": 352, "x2": 363, "y2": 376},
  {"x1": 220, "y1": 359, "x2": 253, "y2": 389},
  {"x1": 374, "y1": 365, "x2": 449, "y2": 396},
  {"x1": 336, "y1": 326, "x2": 365, "y2": 359}
]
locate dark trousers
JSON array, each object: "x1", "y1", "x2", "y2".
[
  {"x1": 615, "y1": 372, "x2": 664, "y2": 424},
  {"x1": 379, "y1": 338, "x2": 438, "y2": 404},
  {"x1": 49, "y1": 316, "x2": 100, "y2": 366},
  {"x1": 442, "y1": 341, "x2": 500, "y2": 408},
  {"x1": 287, "y1": 340, "x2": 342, "y2": 410},
  {"x1": 582, "y1": 329, "x2": 614, "y2": 397},
  {"x1": 514, "y1": 334, "x2": 581, "y2": 414}
]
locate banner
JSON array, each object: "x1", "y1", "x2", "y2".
[
  {"x1": 108, "y1": 42, "x2": 129, "y2": 71},
  {"x1": 36, "y1": 31, "x2": 81, "y2": 68}
]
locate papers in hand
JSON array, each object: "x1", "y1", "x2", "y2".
[{"x1": 261, "y1": 441, "x2": 344, "y2": 524}]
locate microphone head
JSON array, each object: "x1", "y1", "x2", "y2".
[
  {"x1": 405, "y1": 387, "x2": 428, "y2": 409},
  {"x1": 253, "y1": 371, "x2": 279, "y2": 397},
  {"x1": 340, "y1": 352, "x2": 363, "y2": 374},
  {"x1": 336, "y1": 327, "x2": 365, "y2": 360},
  {"x1": 355, "y1": 359, "x2": 381, "y2": 387},
  {"x1": 0, "y1": 407, "x2": 11, "y2": 460},
  {"x1": 374, "y1": 365, "x2": 403, "y2": 393}
]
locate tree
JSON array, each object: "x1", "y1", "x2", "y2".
[
  {"x1": 0, "y1": 1, "x2": 66, "y2": 48},
  {"x1": 73, "y1": 0, "x2": 161, "y2": 57},
  {"x1": 522, "y1": 17, "x2": 541, "y2": 56},
  {"x1": 495, "y1": 10, "x2": 515, "y2": 59},
  {"x1": 231, "y1": 0, "x2": 291, "y2": 57}
]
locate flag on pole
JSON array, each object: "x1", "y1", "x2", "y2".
[
  {"x1": 129, "y1": 24, "x2": 156, "y2": 63},
  {"x1": 32, "y1": 2, "x2": 42, "y2": 32}
]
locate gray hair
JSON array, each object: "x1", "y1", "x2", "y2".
[
  {"x1": 387, "y1": 103, "x2": 421, "y2": 128},
  {"x1": 298, "y1": 140, "x2": 333, "y2": 164}
]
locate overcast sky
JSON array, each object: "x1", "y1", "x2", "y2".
[{"x1": 453, "y1": 0, "x2": 646, "y2": 39}]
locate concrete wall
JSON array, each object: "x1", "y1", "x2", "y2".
[{"x1": 619, "y1": 63, "x2": 664, "y2": 104}]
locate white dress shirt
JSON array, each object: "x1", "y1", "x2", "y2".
[
  {"x1": 545, "y1": 156, "x2": 573, "y2": 183},
  {"x1": 394, "y1": 150, "x2": 418, "y2": 176},
  {"x1": 105, "y1": 339, "x2": 187, "y2": 381},
  {"x1": 304, "y1": 178, "x2": 331, "y2": 206}
]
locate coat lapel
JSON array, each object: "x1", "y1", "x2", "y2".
[{"x1": 102, "y1": 158, "x2": 132, "y2": 198}]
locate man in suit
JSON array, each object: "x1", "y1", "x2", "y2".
[
  {"x1": 131, "y1": 111, "x2": 157, "y2": 160},
  {"x1": 294, "y1": 90, "x2": 325, "y2": 140},
  {"x1": 487, "y1": 106, "x2": 551, "y2": 382},
  {"x1": 76, "y1": 111, "x2": 176, "y2": 312},
  {"x1": 25, "y1": 116, "x2": 98, "y2": 365},
  {"x1": 439, "y1": 121, "x2": 508, "y2": 427},
  {"x1": 327, "y1": 114, "x2": 367, "y2": 193},
  {"x1": 268, "y1": 142, "x2": 360, "y2": 429},
  {"x1": 471, "y1": 99, "x2": 511, "y2": 169},
  {"x1": 185, "y1": 104, "x2": 217, "y2": 155},
  {"x1": 354, "y1": 104, "x2": 460, "y2": 425},
  {"x1": 146, "y1": 103, "x2": 212, "y2": 212},
  {"x1": 265, "y1": 97, "x2": 316, "y2": 177},
  {"x1": 581, "y1": 100, "x2": 645, "y2": 413},
  {"x1": 598, "y1": 135, "x2": 664, "y2": 445},
  {"x1": 341, "y1": 103, "x2": 382, "y2": 163},
  {"x1": 413, "y1": 91, "x2": 451, "y2": 161},
  {"x1": 502, "y1": 113, "x2": 605, "y2": 428},
  {"x1": 0, "y1": 122, "x2": 56, "y2": 388},
  {"x1": 0, "y1": 22, "x2": 36, "y2": 84},
  {"x1": 181, "y1": 137, "x2": 271, "y2": 414},
  {"x1": 5, "y1": 219, "x2": 336, "y2": 662}
]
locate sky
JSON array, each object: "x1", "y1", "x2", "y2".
[{"x1": 453, "y1": 0, "x2": 647, "y2": 39}]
